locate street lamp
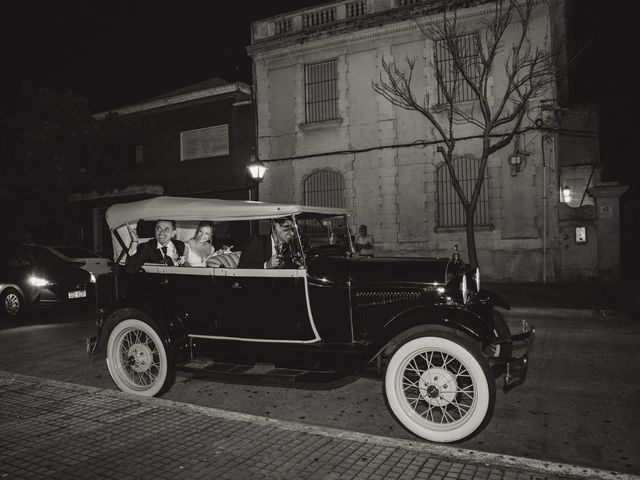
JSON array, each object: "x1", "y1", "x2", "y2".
[{"x1": 247, "y1": 155, "x2": 267, "y2": 201}]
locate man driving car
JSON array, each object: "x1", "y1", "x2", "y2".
[{"x1": 237, "y1": 218, "x2": 294, "y2": 269}]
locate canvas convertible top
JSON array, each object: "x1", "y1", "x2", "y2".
[{"x1": 106, "y1": 196, "x2": 351, "y2": 230}]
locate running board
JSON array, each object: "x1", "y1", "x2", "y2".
[{"x1": 177, "y1": 358, "x2": 341, "y2": 384}]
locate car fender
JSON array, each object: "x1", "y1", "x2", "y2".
[
  {"x1": 368, "y1": 304, "x2": 494, "y2": 362},
  {"x1": 97, "y1": 293, "x2": 191, "y2": 363},
  {"x1": 0, "y1": 283, "x2": 27, "y2": 299},
  {"x1": 474, "y1": 289, "x2": 511, "y2": 310}
]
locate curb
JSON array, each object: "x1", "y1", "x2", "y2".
[
  {"x1": 3, "y1": 371, "x2": 639, "y2": 480},
  {"x1": 506, "y1": 306, "x2": 633, "y2": 320}
]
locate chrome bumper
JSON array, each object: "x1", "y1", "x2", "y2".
[{"x1": 489, "y1": 319, "x2": 536, "y2": 392}]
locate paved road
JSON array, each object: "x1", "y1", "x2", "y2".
[{"x1": 1, "y1": 305, "x2": 638, "y2": 477}]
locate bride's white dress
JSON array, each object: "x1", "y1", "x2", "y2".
[{"x1": 186, "y1": 240, "x2": 214, "y2": 267}]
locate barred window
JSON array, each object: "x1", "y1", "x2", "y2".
[
  {"x1": 436, "y1": 157, "x2": 490, "y2": 227},
  {"x1": 303, "y1": 169, "x2": 345, "y2": 208},
  {"x1": 435, "y1": 33, "x2": 480, "y2": 104},
  {"x1": 304, "y1": 60, "x2": 339, "y2": 123}
]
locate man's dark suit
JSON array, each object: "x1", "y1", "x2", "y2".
[
  {"x1": 126, "y1": 239, "x2": 186, "y2": 273},
  {"x1": 237, "y1": 235, "x2": 295, "y2": 269},
  {"x1": 237, "y1": 235, "x2": 272, "y2": 269}
]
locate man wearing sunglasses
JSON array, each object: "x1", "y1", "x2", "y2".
[{"x1": 238, "y1": 218, "x2": 295, "y2": 269}]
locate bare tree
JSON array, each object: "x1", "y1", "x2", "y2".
[{"x1": 373, "y1": 0, "x2": 558, "y2": 267}]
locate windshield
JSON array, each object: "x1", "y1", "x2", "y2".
[{"x1": 294, "y1": 213, "x2": 352, "y2": 253}]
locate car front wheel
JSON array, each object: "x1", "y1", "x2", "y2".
[
  {"x1": 1, "y1": 288, "x2": 24, "y2": 319},
  {"x1": 106, "y1": 316, "x2": 175, "y2": 396},
  {"x1": 384, "y1": 332, "x2": 495, "y2": 443}
]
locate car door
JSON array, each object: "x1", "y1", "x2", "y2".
[{"x1": 194, "y1": 267, "x2": 320, "y2": 343}]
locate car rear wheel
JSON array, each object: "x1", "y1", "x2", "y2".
[
  {"x1": 1, "y1": 288, "x2": 24, "y2": 319},
  {"x1": 384, "y1": 332, "x2": 495, "y2": 443},
  {"x1": 106, "y1": 316, "x2": 175, "y2": 396}
]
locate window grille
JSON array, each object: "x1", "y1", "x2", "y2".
[
  {"x1": 346, "y1": 0, "x2": 367, "y2": 18},
  {"x1": 436, "y1": 157, "x2": 490, "y2": 227},
  {"x1": 305, "y1": 60, "x2": 339, "y2": 123},
  {"x1": 435, "y1": 33, "x2": 480, "y2": 104},
  {"x1": 303, "y1": 169, "x2": 345, "y2": 208}
]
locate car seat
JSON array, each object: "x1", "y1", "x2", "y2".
[{"x1": 206, "y1": 252, "x2": 241, "y2": 268}]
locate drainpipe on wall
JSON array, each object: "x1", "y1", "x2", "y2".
[{"x1": 541, "y1": 133, "x2": 547, "y2": 284}]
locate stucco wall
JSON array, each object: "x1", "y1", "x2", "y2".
[{"x1": 250, "y1": 2, "x2": 582, "y2": 281}]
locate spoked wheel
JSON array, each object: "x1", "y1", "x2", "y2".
[
  {"x1": 384, "y1": 332, "x2": 495, "y2": 443},
  {"x1": 106, "y1": 316, "x2": 175, "y2": 396},
  {"x1": 1, "y1": 288, "x2": 24, "y2": 319}
]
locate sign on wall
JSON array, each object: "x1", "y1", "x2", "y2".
[
  {"x1": 599, "y1": 205, "x2": 613, "y2": 218},
  {"x1": 180, "y1": 124, "x2": 229, "y2": 161}
]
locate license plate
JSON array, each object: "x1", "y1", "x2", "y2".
[{"x1": 68, "y1": 290, "x2": 87, "y2": 299}]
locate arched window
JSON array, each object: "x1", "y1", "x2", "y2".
[
  {"x1": 303, "y1": 169, "x2": 345, "y2": 208},
  {"x1": 436, "y1": 157, "x2": 490, "y2": 227}
]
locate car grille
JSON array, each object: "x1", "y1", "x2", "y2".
[
  {"x1": 353, "y1": 288, "x2": 424, "y2": 342},
  {"x1": 96, "y1": 273, "x2": 120, "y2": 307}
]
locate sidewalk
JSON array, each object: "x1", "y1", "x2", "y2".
[
  {"x1": 1, "y1": 371, "x2": 637, "y2": 480},
  {"x1": 484, "y1": 280, "x2": 640, "y2": 317}
]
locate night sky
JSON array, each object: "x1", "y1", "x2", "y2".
[{"x1": 1, "y1": 1, "x2": 636, "y2": 197}]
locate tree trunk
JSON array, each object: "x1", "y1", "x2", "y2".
[{"x1": 465, "y1": 207, "x2": 478, "y2": 268}]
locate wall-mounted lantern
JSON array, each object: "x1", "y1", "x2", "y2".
[
  {"x1": 247, "y1": 155, "x2": 267, "y2": 203},
  {"x1": 247, "y1": 155, "x2": 267, "y2": 183}
]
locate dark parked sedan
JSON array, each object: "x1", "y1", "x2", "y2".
[{"x1": 0, "y1": 244, "x2": 93, "y2": 318}]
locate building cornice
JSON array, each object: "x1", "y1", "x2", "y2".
[
  {"x1": 68, "y1": 184, "x2": 164, "y2": 202},
  {"x1": 249, "y1": 3, "x2": 501, "y2": 62},
  {"x1": 93, "y1": 82, "x2": 252, "y2": 119}
]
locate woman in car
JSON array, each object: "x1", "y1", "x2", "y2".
[{"x1": 186, "y1": 221, "x2": 216, "y2": 267}]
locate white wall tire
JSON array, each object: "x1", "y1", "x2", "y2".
[
  {"x1": 384, "y1": 332, "x2": 495, "y2": 443},
  {"x1": 106, "y1": 317, "x2": 175, "y2": 396}
]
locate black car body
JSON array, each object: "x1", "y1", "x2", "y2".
[
  {"x1": 89, "y1": 196, "x2": 534, "y2": 443},
  {"x1": 0, "y1": 244, "x2": 93, "y2": 318}
]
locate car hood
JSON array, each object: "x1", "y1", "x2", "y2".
[
  {"x1": 307, "y1": 255, "x2": 461, "y2": 288},
  {"x1": 32, "y1": 263, "x2": 90, "y2": 284},
  {"x1": 350, "y1": 256, "x2": 457, "y2": 287}
]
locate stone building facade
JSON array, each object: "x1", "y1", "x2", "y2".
[{"x1": 248, "y1": 0, "x2": 625, "y2": 281}]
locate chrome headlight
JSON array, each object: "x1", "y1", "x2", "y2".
[
  {"x1": 474, "y1": 267, "x2": 480, "y2": 292},
  {"x1": 28, "y1": 275, "x2": 51, "y2": 287},
  {"x1": 461, "y1": 274, "x2": 469, "y2": 304}
]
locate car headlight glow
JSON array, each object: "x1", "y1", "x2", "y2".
[{"x1": 28, "y1": 276, "x2": 51, "y2": 287}]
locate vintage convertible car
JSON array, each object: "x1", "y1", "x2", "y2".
[{"x1": 88, "y1": 196, "x2": 534, "y2": 443}]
